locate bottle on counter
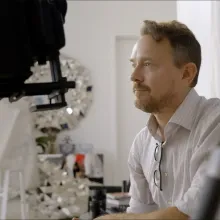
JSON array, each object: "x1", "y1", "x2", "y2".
[{"x1": 80, "y1": 188, "x2": 107, "y2": 220}]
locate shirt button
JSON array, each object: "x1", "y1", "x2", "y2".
[{"x1": 165, "y1": 172, "x2": 168, "y2": 177}]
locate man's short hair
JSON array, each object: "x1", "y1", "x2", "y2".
[{"x1": 140, "y1": 20, "x2": 201, "y2": 87}]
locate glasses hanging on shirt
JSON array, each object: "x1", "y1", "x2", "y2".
[{"x1": 154, "y1": 142, "x2": 163, "y2": 191}]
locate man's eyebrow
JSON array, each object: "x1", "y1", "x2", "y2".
[
  {"x1": 129, "y1": 57, "x2": 152, "y2": 63},
  {"x1": 142, "y1": 57, "x2": 153, "y2": 61}
]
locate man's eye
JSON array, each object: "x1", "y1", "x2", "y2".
[
  {"x1": 132, "y1": 63, "x2": 136, "y2": 68},
  {"x1": 144, "y1": 63, "x2": 151, "y2": 66}
]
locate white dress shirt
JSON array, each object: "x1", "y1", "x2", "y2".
[{"x1": 127, "y1": 89, "x2": 220, "y2": 218}]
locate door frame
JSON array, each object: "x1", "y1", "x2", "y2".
[{"x1": 111, "y1": 35, "x2": 138, "y2": 185}]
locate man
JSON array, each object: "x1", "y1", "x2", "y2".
[{"x1": 95, "y1": 20, "x2": 220, "y2": 219}]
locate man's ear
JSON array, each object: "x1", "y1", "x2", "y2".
[{"x1": 182, "y1": 62, "x2": 197, "y2": 86}]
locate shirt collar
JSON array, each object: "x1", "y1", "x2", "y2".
[
  {"x1": 169, "y1": 88, "x2": 201, "y2": 130},
  {"x1": 147, "y1": 88, "x2": 201, "y2": 136}
]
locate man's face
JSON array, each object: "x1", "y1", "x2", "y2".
[{"x1": 130, "y1": 35, "x2": 184, "y2": 113}]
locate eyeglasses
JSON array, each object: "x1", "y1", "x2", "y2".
[{"x1": 154, "y1": 142, "x2": 163, "y2": 191}]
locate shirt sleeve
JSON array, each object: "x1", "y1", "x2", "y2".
[
  {"x1": 175, "y1": 123, "x2": 220, "y2": 218},
  {"x1": 126, "y1": 132, "x2": 158, "y2": 214}
]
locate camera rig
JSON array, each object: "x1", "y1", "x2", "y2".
[{"x1": 0, "y1": 0, "x2": 74, "y2": 111}]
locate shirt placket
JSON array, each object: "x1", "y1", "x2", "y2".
[{"x1": 161, "y1": 140, "x2": 176, "y2": 207}]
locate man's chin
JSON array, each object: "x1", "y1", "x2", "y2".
[{"x1": 134, "y1": 101, "x2": 152, "y2": 113}]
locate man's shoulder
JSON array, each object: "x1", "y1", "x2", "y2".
[
  {"x1": 203, "y1": 97, "x2": 220, "y2": 109},
  {"x1": 199, "y1": 97, "x2": 220, "y2": 122},
  {"x1": 195, "y1": 97, "x2": 220, "y2": 133},
  {"x1": 190, "y1": 97, "x2": 220, "y2": 151}
]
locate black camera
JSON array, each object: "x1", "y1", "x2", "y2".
[{"x1": 0, "y1": 0, "x2": 75, "y2": 111}]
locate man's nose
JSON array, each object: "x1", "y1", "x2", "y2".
[{"x1": 130, "y1": 66, "x2": 144, "y2": 83}]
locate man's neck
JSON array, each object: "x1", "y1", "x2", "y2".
[{"x1": 153, "y1": 89, "x2": 191, "y2": 137}]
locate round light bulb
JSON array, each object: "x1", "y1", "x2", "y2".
[{"x1": 66, "y1": 107, "x2": 73, "y2": 115}]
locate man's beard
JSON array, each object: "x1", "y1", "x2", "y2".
[
  {"x1": 133, "y1": 83, "x2": 174, "y2": 113},
  {"x1": 135, "y1": 96, "x2": 162, "y2": 113}
]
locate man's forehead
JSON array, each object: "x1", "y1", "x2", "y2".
[
  {"x1": 130, "y1": 35, "x2": 171, "y2": 61},
  {"x1": 130, "y1": 37, "x2": 153, "y2": 59},
  {"x1": 130, "y1": 40, "x2": 152, "y2": 62}
]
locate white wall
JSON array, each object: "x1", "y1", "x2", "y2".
[
  {"x1": 177, "y1": 1, "x2": 212, "y2": 98},
  {"x1": 61, "y1": 1, "x2": 177, "y2": 184}
]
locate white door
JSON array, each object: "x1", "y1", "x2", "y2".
[{"x1": 115, "y1": 36, "x2": 150, "y2": 185}]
